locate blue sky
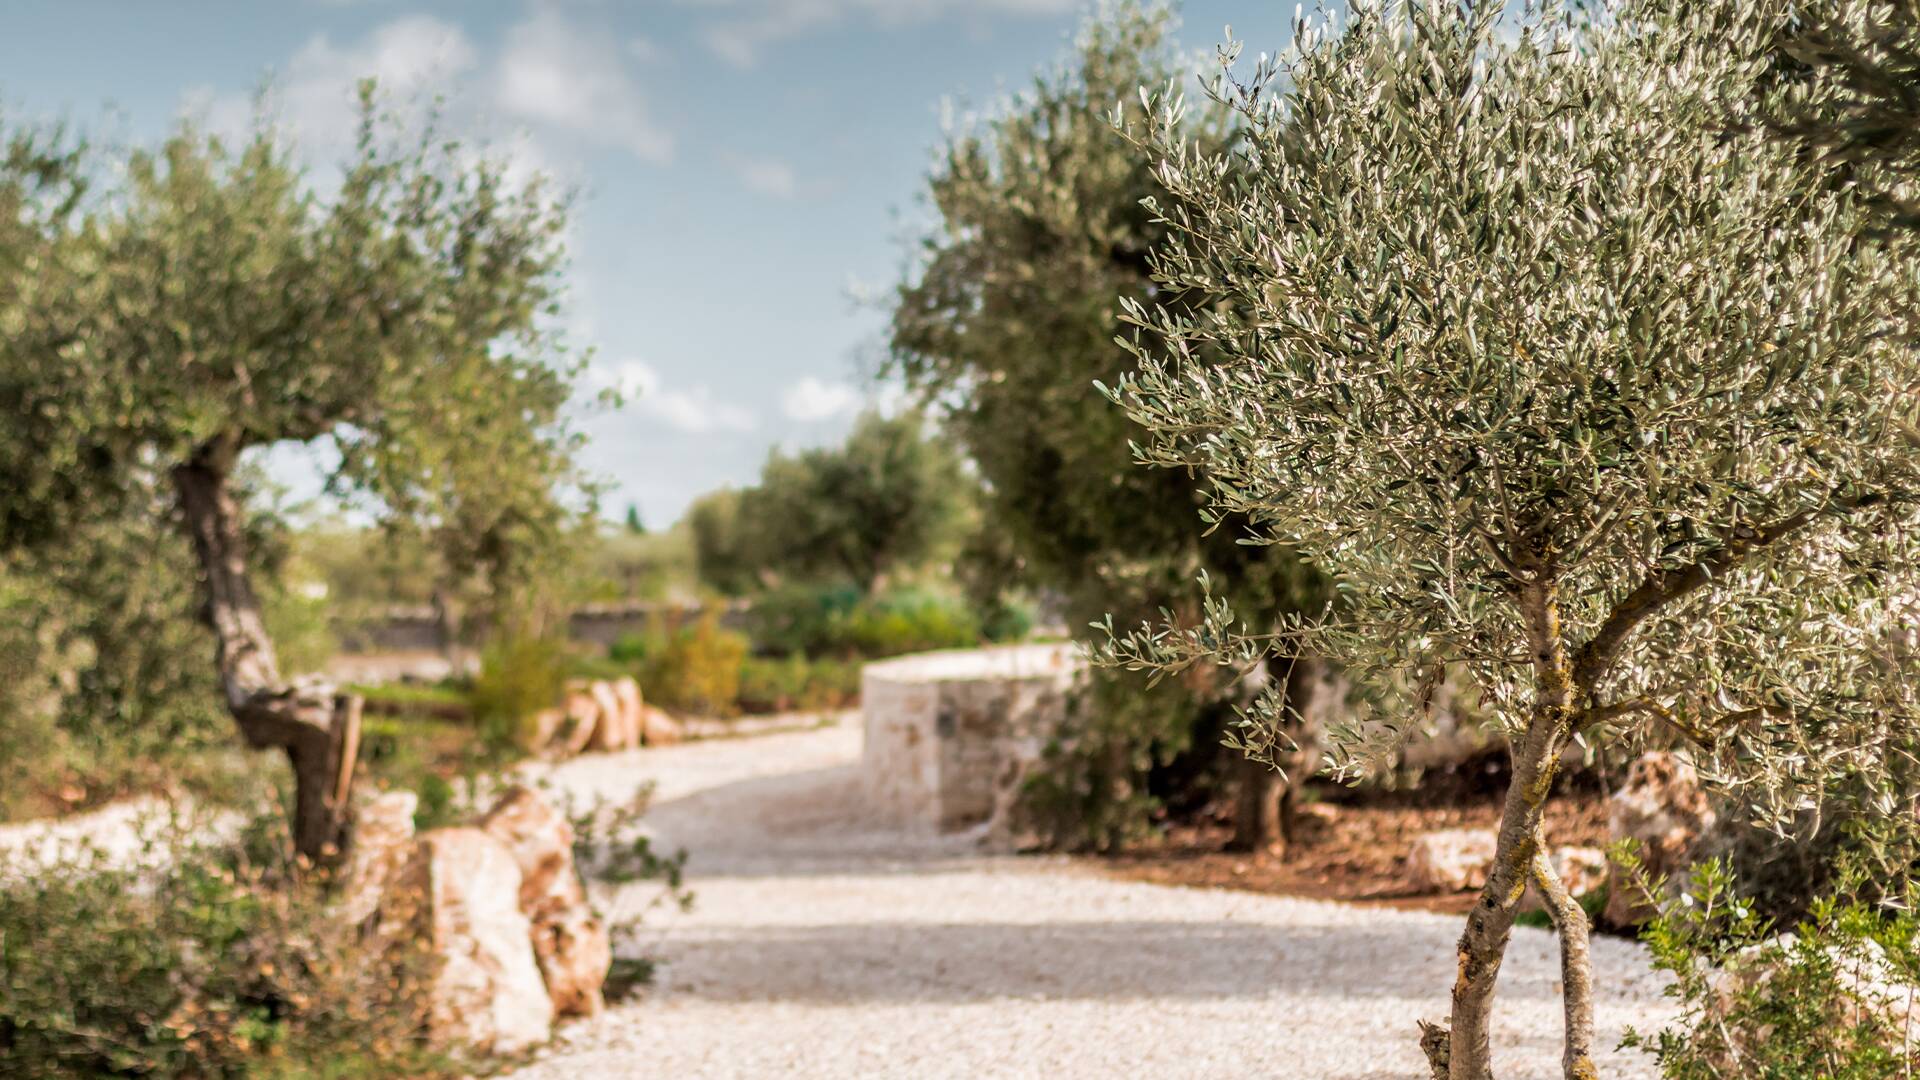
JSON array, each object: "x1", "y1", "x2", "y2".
[{"x1": 0, "y1": 1, "x2": 1293, "y2": 526}]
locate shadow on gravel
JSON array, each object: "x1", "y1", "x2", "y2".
[
  {"x1": 655, "y1": 918, "x2": 1529, "y2": 1005},
  {"x1": 639, "y1": 763, "x2": 989, "y2": 877}
]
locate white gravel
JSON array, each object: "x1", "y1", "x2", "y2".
[{"x1": 512, "y1": 715, "x2": 1676, "y2": 1080}]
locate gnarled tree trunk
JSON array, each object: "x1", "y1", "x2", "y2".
[
  {"x1": 1421, "y1": 575, "x2": 1596, "y2": 1080},
  {"x1": 1228, "y1": 654, "x2": 1323, "y2": 855},
  {"x1": 173, "y1": 437, "x2": 361, "y2": 865}
]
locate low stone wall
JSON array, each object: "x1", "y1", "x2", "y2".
[{"x1": 861, "y1": 644, "x2": 1081, "y2": 844}]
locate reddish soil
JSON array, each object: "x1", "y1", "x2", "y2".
[{"x1": 1093, "y1": 787, "x2": 1611, "y2": 915}]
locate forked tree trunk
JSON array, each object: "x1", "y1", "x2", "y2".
[
  {"x1": 1422, "y1": 577, "x2": 1596, "y2": 1080},
  {"x1": 1228, "y1": 654, "x2": 1322, "y2": 855},
  {"x1": 173, "y1": 439, "x2": 361, "y2": 865}
]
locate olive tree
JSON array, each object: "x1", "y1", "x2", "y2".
[
  {"x1": 1099, "y1": 3, "x2": 1920, "y2": 1077},
  {"x1": 0, "y1": 95, "x2": 584, "y2": 862}
]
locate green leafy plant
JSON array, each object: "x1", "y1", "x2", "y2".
[
  {"x1": 0, "y1": 810, "x2": 456, "y2": 1078},
  {"x1": 559, "y1": 785, "x2": 694, "y2": 1006},
  {"x1": 736, "y1": 654, "x2": 862, "y2": 713},
  {"x1": 1624, "y1": 857, "x2": 1920, "y2": 1078}
]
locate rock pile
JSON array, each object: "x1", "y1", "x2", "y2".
[
  {"x1": 531, "y1": 675, "x2": 681, "y2": 759},
  {"x1": 344, "y1": 785, "x2": 609, "y2": 1056}
]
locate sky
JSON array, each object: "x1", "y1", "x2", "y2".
[{"x1": 0, "y1": 0, "x2": 1294, "y2": 526}]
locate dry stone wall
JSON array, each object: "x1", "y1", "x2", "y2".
[{"x1": 861, "y1": 644, "x2": 1080, "y2": 847}]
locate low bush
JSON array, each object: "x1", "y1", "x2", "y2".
[
  {"x1": 0, "y1": 811, "x2": 453, "y2": 1079},
  {"x1": 468, "y1": 635, "x2": 569, "y2": 752},
  {"x1": 559, "y1": 785, "x2": 694, "y2": 1005},
  {"x1": 356, "y1": 716, "x2": 499, "y2": 832},
  {"x1": 744, "y1": 585, "x2": 992, "y2": 660},
  {"x1": 836, "y1": 588, "x2": 981, "y2": 657},
  {"x1": 742, "y1": 584, "x2": 864, "y2": 657},
  {"x1": 635, "y1": 612, "x2": 749, "y2": 717},
  {"x1": 1624, "y1": 857, "x2": 1920, "y2": 1079},
  {"x1": 736, "y1": 654, "x2": 861, "y2": 713}
]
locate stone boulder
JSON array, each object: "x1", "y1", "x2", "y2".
[
  {"x1": 339, "y1": 790, "x2": 419, "y2": 927},
  {"x1": 586, "y1": 680, "x2": 635, "y2": 752},
  {"x1": 1406, "y1": 828, "x2": 1498, "y2": 892},
  {"x1": 639, "y1": 704, "x2": 683, "y2": 747},
  {"x1": 526, "y1": 707, "x2": 565, "y2": 753},
  {"x1": 555, "y1": 688, "x2": 600, "y2": 757},
  {"x1": 480, "y1": 786, "x2": 610, "y2": 1018},
  {"x1": 1605, "y1": 751, "x2": 1715, "y2": 926},
  {"x1": 377, "y1": 827, "x2": 554, "y2": 1055},
  {"x1": 611, "y1": 677, "x2": 645, "y2": 741}
]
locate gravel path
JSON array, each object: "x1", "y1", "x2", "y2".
[{"x1": 512, "y1": 715, "x2": 1675, "y2": 1080}]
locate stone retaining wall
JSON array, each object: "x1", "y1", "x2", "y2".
[{"x1": 861, "y1": 644, "x2": 1081, "y2": 844}]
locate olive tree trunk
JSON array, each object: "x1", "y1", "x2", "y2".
[
  {"x1": 173, "y1": 438, "x2": 361, "y2": 865},
  {"x1": 1422, "y1": 577, "x2": 1596, "y2": 1080}
]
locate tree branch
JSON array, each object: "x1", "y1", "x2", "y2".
[
  {"x1": 1570, "y1": 491, "x2": 1885, "y2": 690},
  {"x1": 1578, "y1": 696, "x2": 1711, "y2": 744}
]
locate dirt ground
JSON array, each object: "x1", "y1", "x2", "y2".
[{"x1": 1095, "y1": 786, "x2": 1611, "y2": 916}]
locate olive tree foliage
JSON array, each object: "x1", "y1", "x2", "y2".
[
  {"x1": 1772, "y1": 0, "x2": 1920, "y2": 230},
  {"x1": 891, "y1": 0, "x2": 1329, "y2": 852},
  {"x1": 1098, "y1": 3, "x2": 1920, "y2": 1077},
  {"x1": 0, "y1": 92, "x2": 587, "y2": 860}
]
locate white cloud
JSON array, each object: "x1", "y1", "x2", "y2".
[
  {"x1": 593, "y1": 360, "x2": 756, "y2": 434},
  {"x1": 497, "y1": 8, "x2": 673, "y2": 164},
  {"x1": 782, "y1": 376, "x2": 862, "y2": 422},
  {"x1": 288, "y1": 16, "x2": 477, "y2": 147},
  {"x1": 627, "y1": 36, "x2": 665, "y2": 64},
  {"x1": 182, "y1": 16, "x2": 477, "y2": 157},
  {"x1": 698, "y1": 0, "x2": 1079, "y2": 68},
  {"x1": 735, "y1": 156, "x2": 798, "y2": 199}
]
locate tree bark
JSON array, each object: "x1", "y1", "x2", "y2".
[
  {"x1": 1531, "y1": 830, "x2": 1598, "y2": 1079},
  {"x1": 1423, "y1": 574, "x2": 1589, "y2": 1080},
  {"x1": 173, "y1": 438, "x2": 361, "y2": 865},
  {"x1": 1227, "y1": 654, "x2": 1323, "y2": 855},
  {"x1": 1229, "y1": 756, "x2": 1288, "y2": 853}
]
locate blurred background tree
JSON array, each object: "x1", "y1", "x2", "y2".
[
  {"x1": 0, "y1": 89, "x2": 587, "y2": 859},
  {"x1": 890, "y1": 0, "x2": 1329, "y2": 852},
  {"x1": 689, "y1": 410, "x2": 975, "y2": 597}
]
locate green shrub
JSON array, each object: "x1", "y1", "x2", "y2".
[
  {"x1": 1017, "y1": 671, "x2": 1203, "y2": 852},
  {"x1": 736, "y1": 654, "x2": 861, "y2": 714},
  {"x1": 356, "y1": 716, "x2": 499, "y2": 832},
  {"x1": 637, "y1": 612, "x2": 748, "y2": 717},
  {"x1": 0, "y1": 811, "x2": 454, "y2": 1078},
  {"x1": 744, "y1": 585, "x2": 985, "y2": 660},
  {"x1": 836, "y1": 588, "x2": 980, "y2": 658},
  {"x1": 468, "y1": 635, "x2": 568, "y2": 751},
  {"x1": 606, "y1": 631, "x2": 653, "y2": 666},
  {"x1": 1623, "y1": 857, "x2": 1920, "y2": 1078},
  {"x1": 743, "y1": 584, "x2": 864, "y2": 657}
]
